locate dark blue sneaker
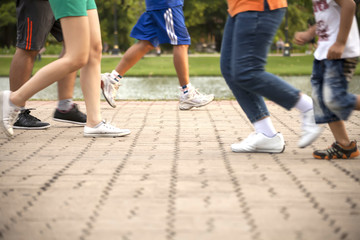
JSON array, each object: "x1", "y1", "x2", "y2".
[
  {"x1": 13, "y1": 108, "x2": 50, "y2": 130},
  {"x1": 53, "y1": 103, "x2": 86, "y2": 125}
]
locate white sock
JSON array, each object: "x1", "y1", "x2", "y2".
[
  {"x1": 253, "y1": 117, "x2": 277, "y2": 138},
  {"x1": 294, "y1": 94, "x2": 313, "y2": 113},
  {"x1": 9, "y1": 99, "x2": 21, "y2": 110},
  {"x1": 181, "y1": 83, "x2": 192, "y2": 94},
  {"x1": 110, "y1": 70, "x2": 122, "y2": 81}
]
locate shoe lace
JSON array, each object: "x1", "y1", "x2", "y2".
[
  {"x1": 182, "y1": 88, "x2": 206, "y2": 99},
  {"x1": 112, "y1": 80, "x2": 121, "y2": 90},
  {"x1": 20, "y1": 108, "x2": 40, "y2": 121},
  {"x1": 325, "y1": 143, "x2": 344, "y2": 158},
  {"x1": 102, "y1": 120, "x2": 117, "y2": 130}
]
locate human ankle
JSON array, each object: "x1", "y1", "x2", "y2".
[
  {"x1": 337, "y1": 141, "x2": 354, "y2": 149},
  {"x1": 9, "y1": 92, "x2": 24, "y2": 108}
]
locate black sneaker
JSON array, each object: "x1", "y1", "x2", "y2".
[
  {"x1": 13, "y1": 108, "x2": 50, "y2": 130},
  {"x1": 313, "y1": 141, "x2": 360, "y2": 160},
  {"x1": 53, "y1": 103, "x2": 87, "y2": 125}
]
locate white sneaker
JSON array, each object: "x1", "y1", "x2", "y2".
[
  {"x1": 298, "y1": 109, "x2": 322, "y2": 148},
  {"x1": 231, "y1": 132, "x2": 285, "y2": 153},
  {"x1": 0, "y1": 91, "x2": 20, "y2": 137},
  {"x1": 84, "y1": 120, "x2": 130, "y2": 137},
  {"x1": 179, "y1": 87, "x2": 214, "y2": 110},
  {"x1": 101, "y1": 73, "x2": 121, "y2": 108}
]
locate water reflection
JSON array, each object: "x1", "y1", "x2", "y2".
[{"x1": 0, "y1": 76, "x2": 359, "y2": 100}]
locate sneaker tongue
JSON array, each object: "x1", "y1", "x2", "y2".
[{"x1": 21, "y1": 109, "x2": 31, "y2": 115}]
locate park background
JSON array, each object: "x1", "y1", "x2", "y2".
[
  {"x1": 0, "y1": 0, "x2": 359, "y2": 97},
  {"x1": 0, "y1": 1, "x2": 359, "y2": 57}
]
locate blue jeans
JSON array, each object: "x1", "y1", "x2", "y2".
[
  {"x1": 220, "y1": 7, "x2": 300, "y2": 123},
  {"x1": 311, "y1": 59, "x2": 357, "y2": 123}
]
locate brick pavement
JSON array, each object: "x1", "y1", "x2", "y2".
[{"x1": 0, "y1": 100, "x2": 359, "y2": 240}]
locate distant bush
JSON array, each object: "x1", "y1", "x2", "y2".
[
  {"x1": 43, "y1": 43, "x2": 63, "y2": 55},
  {"x1": 0, "y1": 42, "x2": 63, "y2": 55},
  {"x1": 0, "y1": 46, "x2": 16, "y2": 54}
]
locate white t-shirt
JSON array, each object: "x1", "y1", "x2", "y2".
[{"x1": 313, "y1": 0, "x2": 360, "y2": 60}]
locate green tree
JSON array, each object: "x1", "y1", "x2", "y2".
[
  {"x1": 274, "y1": 2, "x2": 313, "y2": 52},
  {"x1": 98, "y1": 0, "x2": 144, "y2": 53},
  {"x1": 0, "y1": 0, "x2": 17, "y2": 48},
  {"x1": 184, "y1": 0, "x2": 228, "y2": 52}
]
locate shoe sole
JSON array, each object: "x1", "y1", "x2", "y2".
[
  {"x1": 53, "y1": 118, "x2": 86, "y2": 126},
  {"x1": 232, "y1": 145, "x2": 285, "y2": 153},
  {"x1": 83, "y1": 131, "x2": 131, "y2": 138},
  {"x1": 313, "y1": 151, "x2": 360, "y2": 160},
  {"x1": 0, "y1": 91, "x2": 13, "y2": 137},
  {"x1": 101, "y1": 80, "x2": 116, "y2": 108},
  {"x1": 13, "y1": 125, "x2": 51, "y2": 130},
  {"x1": 179, "y1": 97, "x2": 214, "y2": 110}
]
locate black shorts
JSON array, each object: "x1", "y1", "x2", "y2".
[{"x1": 16, "y1": 0, "x2": 63, "y2": 51}]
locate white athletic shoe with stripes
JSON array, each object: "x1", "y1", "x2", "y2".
[
  {"x1": 179, "y1": 87, "x2": 214, "y2": 110},
  {"x1": 101, "y1": 73, "x2": 121, "y2": 108}
]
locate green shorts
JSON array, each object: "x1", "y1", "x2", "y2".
[{"x1": 49, "y1": 0, "x2": 97, "y2": 20}]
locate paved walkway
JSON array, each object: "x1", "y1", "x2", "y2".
[{"x1": 0, "y1": 100, "x2": 360, "y2": 240}]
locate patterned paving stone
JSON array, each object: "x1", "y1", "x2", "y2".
[{"x1": 0, "y1": 100, "x2": 359, "y2": 240}]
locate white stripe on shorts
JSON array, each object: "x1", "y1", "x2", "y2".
[{"x1": 164, "y1": 8, "x2": 178, "y2": 45}]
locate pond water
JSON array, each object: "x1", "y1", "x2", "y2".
[{"x1": 0, "y1": 76, "x2": 359, "y2": 100}]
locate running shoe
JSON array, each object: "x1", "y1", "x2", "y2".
[
  {"x1": 13, "y1": 108, "x2": 50, "y2": 129},
  {"x1": 53, "y1": 103, "x2": 86, "y2": 125},
  {"x1": 231, "y1": 132, "x2": 285, "y2": 153},
  {"x1": 179, "y1": 87, "x2": 214, "y2": 110},
  {"x1": 298, "y1": 109, "x2": 322, "y2": 148},
  {"x1": 84, "y1": 120, "x2": 130, "y2": 137},
  {"x1": 313, "y1": 141, "x2": 359, "y2": 160},
  {"x1": 101, "y1": 73, "x2": 121, "y2": 108},
  {"x1": 0, "y1": 90, "x2": 20, "y2": 137}
]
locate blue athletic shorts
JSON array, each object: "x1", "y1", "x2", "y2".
[{"x1": 130, "y1": 6, "x2": 191, "y2": 47}]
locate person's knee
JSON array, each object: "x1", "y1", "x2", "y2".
[
  {"x1": 138, "y1": 40, "x2": 154, "y2": 52},
  {"x1": 323, "y1": 89, "x2": 340, "y2": 113},
  {"x1": 232, "y1": 68, "x2": 254, "y2": 86},
  {"x1": 89, "y1": 40, "x2": 103, "y2": 62},
  {"x1": 63, "y1": 53, "x2": 89, "y2": 71},
  {"x1": 16, "y1": 48, "x2": 39, "y2": 59},
  {"x1": 174, "y1": 44, "x2": 188, "y2": 52}
]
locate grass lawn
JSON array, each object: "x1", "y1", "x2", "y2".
[{"x1": 0, "y1": 54, "x2": 359, "y2": 77}]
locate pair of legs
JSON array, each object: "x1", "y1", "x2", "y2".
[
  {"x1": 220, "y1": 8, "x2": 300, "y2": 122},
  {"x1": 100, "y1": 6, "x2": 213, "y2": 110},
  {"x1": 9, "y1": 0, "x2": 86, "y2": 129},
  {"x1": 114, "y1": 40, "x2": 190, "y2": 86},
  {"x1": 101, "y1": 40, "x2": 214, "y2": 110},
  {"x1": 311, "y1": 59, "x2": 360, "y2": 147},
  {"x1": 10, "y1": 47, "x2": 77, "y2": 102},
  {"x1": 220, "y1": 6, "x2": 321, "y2": 152},
  {"x1": 10, "y1": 10, "x2": 101, "y2": 127}
]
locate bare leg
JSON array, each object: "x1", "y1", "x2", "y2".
[
  {"x1": 57, "y1": 46, "x2": 77, "y2": 100},
  {"x1": 173, "y1": 45, "x2": 190, "y2": 86},
  {"x1": 10, "y1": 46, "x2": 77, "y2": 101},
  {"x1": 79, "y1": 9, "x2": 102, "y2": 127},
  {"x1": 10, "y1": 16, "x2": 90, "y2": 108},
  {"x1": 9, "y1": 48, "x2": 38, "y2": 91},
  {"x1": 328, "y1": 120, "x2": 351, "y2": 147},
  {"x1": 355, "y1": 95, "x2": 360, "y2": 110},
  {"x1": 115, "y1": 40, "x2": 154, "y2": 76}
]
